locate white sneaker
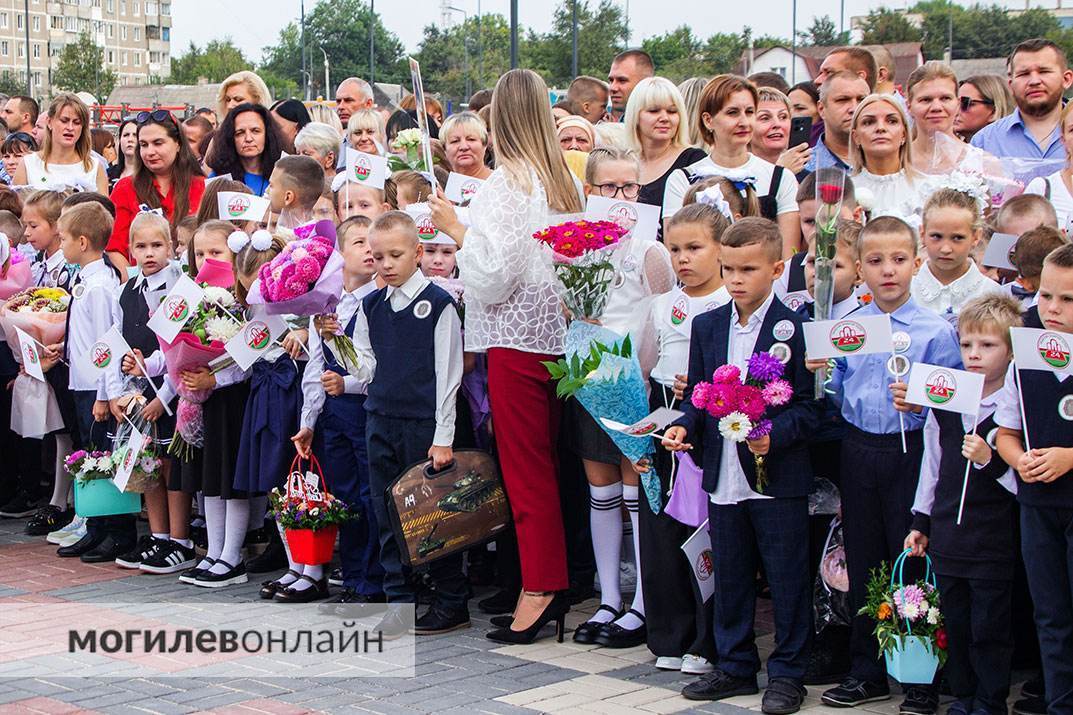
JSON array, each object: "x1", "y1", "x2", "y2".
[
  {"x1": 681, "y1": 654, "x2": 715, "y2": 674},
  {"x1": 655, "y1": 656, "x2": 683, "y2": 670},
  {"x1": 56, "y1": 519, "x2": 88, "y2": 547},
  {"x1": 48, "y1": 515, "x2": 86, "y2": 545}
]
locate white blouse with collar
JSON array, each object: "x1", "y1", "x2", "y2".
[{"x1": 911, "y1": 259, "x2": 1003, "y2": 318}]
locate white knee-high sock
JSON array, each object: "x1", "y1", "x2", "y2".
[
  {"x1": 290, "y1": 563, "x2": 324, "y2": 591},
  {"x1": 208, "y1": 497, "x2": 250, "y2": 573},
  {"x1": 615, "y1": 484, "x2": 645, "y2": 630},
  {"x1": 202, "y1": 496, "x2": 226, "y2": 567},
  {"x1": 51, "y1": 434, "x2": 74, "y2": 509},
  {"x1": 589, "y1": 482, "x2": 623, "y2": 622}
]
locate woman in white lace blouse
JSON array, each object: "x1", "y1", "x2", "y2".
[
  {"x1": 849, "y1": 94, "x2": 924, "y2": 218},
  {"x1": 430, "y1": 69, "x2": 584, "y2": 645}
]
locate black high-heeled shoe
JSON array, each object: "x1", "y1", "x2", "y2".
[
  {"x1": 572, "y1": 604, "x2": 622, "y2": 644},
  {"x1": 490, "y1": 614, "x2": 513, "y2": 628},
  {"x1": 486, "y1": 592, "x2": 569, "y2": 645}
]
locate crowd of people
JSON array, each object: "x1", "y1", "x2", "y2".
[{"x1": 0, "y1": 33, "x2": 1070, "y2": 715}]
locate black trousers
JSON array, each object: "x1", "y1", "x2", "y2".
[
  {"x1": 365, "y1": 412, "x2": 467, "y2": 611},
  {"x1": 1020, "y1": 504, "x2": 1073, "y2": 712},
  {"x1": 936, "y1": 574, "x2": 1012, "y2": 714},
  {"x1": 841, "y1": 427, "x2": 925, "y2": 684}
]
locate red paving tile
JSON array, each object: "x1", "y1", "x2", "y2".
[
  {"x1": 0, "y1": 542, "x2": 133, "y2": 593},
  {"x1": 5, "y1": 696, "x2": 102, "y2": 714}
]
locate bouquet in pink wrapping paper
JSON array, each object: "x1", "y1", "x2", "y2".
[
  {"x1": 0, "y1": 251, "x2": 31, "y2": 301},
  {"x1": 247, "y1": 220, "x2": 343, "y2": 316},
  {"x1": 0, "y1": 287, "x2": 70, "y2": 347}
]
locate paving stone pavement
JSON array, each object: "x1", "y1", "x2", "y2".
[{"x1": 0, "y1": 517, "x2": 1035, "y2": 714}]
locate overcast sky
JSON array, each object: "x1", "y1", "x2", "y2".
[{"x1": 172, "y1": 0, "x2": 1058, "y2": 64}]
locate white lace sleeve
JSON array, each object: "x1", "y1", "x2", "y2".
[{"x1": 641, "y1": 242, "x2": 675, "y2": 296}]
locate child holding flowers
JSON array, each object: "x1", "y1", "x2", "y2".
[{"x1": 662, "y1": 217, "x2": 821, "y2": 714}]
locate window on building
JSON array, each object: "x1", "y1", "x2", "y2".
[
  {"x1": 121, "y1": 25, "x2": 127, "y2": 40},
  {"x1": 32, "y1": 15, "x2": 39, "y2": 31},
  {"x1": 133, "y1": 51, "x2": 140, "y2": 65},
  {"x1": 107, "y1": 50, "x2": 114, "y2": 63},
  {"x1": 107, "y1": 0, "x2": 114, "y2": 11},
  {"x1": 1, "y1": 42, "x2": 9, "y2": 57},
  {"x1": 16, "y1": 13, "x2": 22, "y2": 30},
  {"x1": 133, "y1": 26, "x2": 140, "y2": 40},
  {"x1": 65, "y1": 16, "x2": 75, "y2": 31},
  {"x1": 161, "y1": 2, "x2": 169, "y2": 14},
  {"x1": 34, "y1": 72, "x2": 40, "y2": 87},
  {"x1": 149, "y1": 50, "x2": 159, "y2": 62},
  {"x1": 132, "y1": 1, "x2": 139, "y2": 14},
  {"x1": 120, "y1": 0, "x2": 126, "y2": 14},
  {"x1": 32, "y1": 44, "x2": 39, "y2": 59},
  {"x1": 122, "y1": 50, "x2": 128, "y2": 64},
  {"x1": 107, "y1": 22, "x2": 114, "y2": 38},
  {"x1": 1, "y1": 13, "x2": 8, "y2": 29},
  {"x1": 161, "y1": 27, "x2": 169, "y2": 41},
  {"x1": 145, "y1": 1, "x2": 156, "y2": 13},
  {"x1": 17, "y1": 43, "x2": 23, "y2": 58}
]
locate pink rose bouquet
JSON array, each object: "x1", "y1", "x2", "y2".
[
  {"x1": 248, "y1": 220, "x2": 343, "y2": 316},
  {"x1": 533, "y1": 219, "x2": 628, "y2": 320}
]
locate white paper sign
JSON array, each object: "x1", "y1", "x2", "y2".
[
  {"x1": 216, "y1": 192, "x2": 270, "y2": 222},
  {"x1": 584, "y1": 195, "x2": 661, "y2": 243},
  {"x1": 1012, "y1": 326, "x2": 1073, "y2": 375},
  {"x1": 144, "y1": 287, "x2": 168, "y2": 312},
  {"x1": 802, "y1": 313, "x2": 894, "y2": 361},
  {"x1": 146, "y1": 274, "x2": 204, "y2": 344},
  {"x1": 444, "y1": 172, "x2": 485, "y2": 204},
  {"x1": 904, "y1": 362, "x2": 985, "y2": 416},
  {"x1": 344, "y1": 148, "x2": 388, "y2": 190},
  {"x1": 80, "y1": 325, "x2": 131, "y2": 376},
  {"x1": 15, "y1": 327, "x2": 44, "y2": 381},
  {"x1": 982, "y1": 232, "x2": 1018, "y2": 271},
  {"x1": 600, "y1": 407, "x2": 684, "y2": 436},
  {"x1": 113, "y1": 426, "x2": 148, "y2": 493},
  {"x1": 404, "y1": 203, "x2": 452, "y2": 244},
  {"x1": 681, "y1": 519, "x2": 714, "y2": 602},
  {"x1": 224, "y1": 314, "x2": 290, "y2": 371}
]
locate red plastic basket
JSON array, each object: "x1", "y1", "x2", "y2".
[{"x1": 284, "y1": 525, "x2": 338, "y2": 565}]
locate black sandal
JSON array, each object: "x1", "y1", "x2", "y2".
[
  {"x1": 259, "y1": 569, "x2": 302, "y2": 599},
  {"x1": 572, "y1": 604, "x2": 622, "y2": 644}
]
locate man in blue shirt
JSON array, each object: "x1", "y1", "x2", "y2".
[
  {"x1": 804, "y1": 72, "x2": 869, "y2": 175},
  {"x1": 971, "y1": 38, "x2": 1073, "y2": 166}
]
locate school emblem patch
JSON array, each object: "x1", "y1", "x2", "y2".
[
  {"x1": 1038, "y1": 332, "x2": 1071, "y2": 369},
  {"x1": 829, "y1": 320, "x2": 866, "y2": 353},
  {"x1": 924, "y1": 368, "x2": 957, "y2": 405},
  {"x1": 91, "y1": 342, "x2": 111, "y2": 369}
]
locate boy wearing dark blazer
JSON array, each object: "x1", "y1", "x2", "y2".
[{"x1": 664, "y1": 217, "x2": 822, "y2": 715}]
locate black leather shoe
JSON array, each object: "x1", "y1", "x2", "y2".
[
  {"x1": 81, "y1": 536, "x2": 134, "y2": 563},
  {"x1": 259, "y1": 569, "x2": 302, "y2": 599},
  {"x1": 803, "y1": 640, "x2": 850, "y2": 685},
  {"x1": 275, "y1": 575, "x2": 329, "y2": 603},
  {"x1": 478, "y1": 588, "x2": 518, "y2": 614},
  {"x1": 486, "y1": 593, "x2": 569, "y2": 645},
  {"x1": 192, "y1": 560, "x2": 248, "y2": 588},
  {"x1": 414, "y1": 606, "x2": 470, "y2": 635},
  {"x1": 762, "y1": 678, "x2": 806, "y2": 715},
  {"x1": 57, "y1": 532, "x2": 105, "y2": 558},
  {"x1": 572, "y1": 604, "x2": 621, "y2": 644},
  {"x1": 821, "y1": 677, "x2": 891, "y2": 707},
  {"x1": 899, "y1": 686, "x2": 938, "y2": 715},
  {"x1": 318, "y1": 588, "x2": 386, "y2": 615},
  {"x1": 593, "y1": 609, "x2": 646, "y2": 648},
  {"x1": 178, "y1": 558, "x2": 216, "y2": 584},
  {"x1": 682, "y1": 669, "x2": 760, "y2": 701},
  {"x1": 1022, "y1": 677, "x2": 1044, "y2": 700}
]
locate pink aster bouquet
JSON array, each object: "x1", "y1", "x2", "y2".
[
  {"x1": 688, "y1": 352, "x2": 793, "y2": 492},
  {"x1": 533, "y1": 219, "x2": 628, "y2": 320},
  {"x1": 249, "y1": 220, "x2": 343, "y2": 316}
]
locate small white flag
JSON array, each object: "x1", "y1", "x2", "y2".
[
  {"x1": 405, "y1": 203, "x2": 453, "y2": 244},
  {"x1": 216, "y1": 192, "x2": 270, "y2": 222},
  {"x1": 982, "y1": 232, "x2": 1018, "y2": 271},
  {"x1": 344, "y1": 148, "x2": 388, "y2": 190},
  {"x1": 224, "y1": 314, "x2": 290, "y2": 371},
  {"x1": 584, "y1": 195, "x2": 661, "y2": 243},
  {"x1": 15, "y1": 327, "x2": 44, "y2": 381},
  {"x1": 1011, "y1": 326, "x2": 1073, "y2": 375},
  {"x1": 113, "y1": 426, "x2": 148, "y2": 493},
  {"x1": 802, "y1": 313, "x2": 894, "y2": 361},
  {"x1": 444, "y1": 172, "x2": 485, "y2": 204},
  {"x1": 600, "y1": 407, "x2": 684, "y2": 437},
  {"x1": 147, "y1": 274, "x2": 204, "y2": 344},
  {"x1": 681, "y1": 520, "x2": 714, "y2": 602},
  {"x1": 904, "y1": 362, "x2": 985, "y2": 416},
  {"x1": 80, "y1": 325, "x2": 131, "y2": 376},
  {"x1": 206, "y1": 173, "x2": 233, "y2": 186}
]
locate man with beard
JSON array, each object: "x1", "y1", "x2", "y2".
[
  {"x1": 971, "y1": 38, "x2": 1073, "y2": 161},
  {"x1": 803, "y1": 71, "x2": 870, "y2": 175}
]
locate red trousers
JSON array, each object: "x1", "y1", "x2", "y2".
[{"x1": 487, "y1": 347, "x2": 568, "y2": 591}]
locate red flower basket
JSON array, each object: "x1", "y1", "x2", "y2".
[
  {"x1": 285, "y1": 526, "x2": 339, "y2": 565},
  {"x1": 274, "y1": 455, "x2": 346, "y2": 566}
]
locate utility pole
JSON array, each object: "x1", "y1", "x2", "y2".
[
  {"x1": 369, "y1": 0, "x2": 375, "y2": 83},
  {"x1": 571, "y1": 0, "x2": 578, "y2": 79},
  {"x1": 477, "y1": 0, "x2": 482, "y2": 88},
  {"x1": 23, "y1": 0, "x2": 30, "y2": 96},
  {"x1": 300, "y1": 0, "x2": 307, "y2": 100},
  {"x1": 510, "y1": 0, "x2": 518, "y2": 69},
  {"x1": 791, "y1": 0, "x2": 797, "y2": 84}
]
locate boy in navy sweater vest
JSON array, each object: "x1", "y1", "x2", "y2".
[
  {"x1": 664, "y1": 218, "x2": 822, "y2": 714},
  {"x1": 906, "y1": 294, "x2": 1023, "y2": 715},
  {"x1": 348, "y1": 211, "x2": 467, "y2": 636},
  {"x1": 997, "y1": 244, "x2": 1073, "y2": 713}
]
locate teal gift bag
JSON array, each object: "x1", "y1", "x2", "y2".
[
  {"x1": 74, "y1": 478, "x2": 141, "y2": 518},
  {"x1": 884, "y1": 549, "x2": 941, "y2": 685}
]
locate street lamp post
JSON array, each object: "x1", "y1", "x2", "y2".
[
  {"x1": 320, "y1": 47, "x2": 329, "y2": 102},
  {"x1": 300, "y1": 0, "x2": 308, "y2": 100},
  {"x1": 571, "y1": 0, "x2": 578, "y2": 79},
  {"x1": 369, "y1": 0, "x2": 375, "y2": 84},
  {"x1": 510, "y1": 0, "x2": 517, "y2": 69},
  {"x1": 446, "y1": 6, "x2": 470, "y2": 102}
]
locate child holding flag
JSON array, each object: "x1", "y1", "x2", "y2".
[
  {"x1": 996, "y1": 243, "x2": 1073, "y2": 713},
  {"x1": 905, "y1": 294, "x2": 1022, "y2": 715}
]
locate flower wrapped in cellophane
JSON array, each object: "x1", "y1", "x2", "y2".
[
  {"x1": 533, "y1": 219, "x2": 628, "y2": 320},
  {"x1": 0, "y1": 287, "x2": 70, "y2": 346},
  {"x1": 0, "y1": 249, "x2": 32, "y2": 301}
]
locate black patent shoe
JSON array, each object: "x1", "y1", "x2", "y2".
[
  {"x1": 572, "y1": 604, "x2": 622, "y2": 644},
  {"x1": 57, "y1": 532, "x2": 104, "y2": 558},
  {"x1": 593, "y1": 608, "x2": 646, "y2": 648},
  {"x1": 274, "y1": 574, "x2": 329, "y2": 603},
  {"x1": 259, "y1": 569, "x2": 301, "y2": 599},
  {"x1": 486, "y1": 592, "x2": 568, "y2": 645},
  {"x1": 81, "y1": 536, "x2": 134, "y2": 563},
  {"x1": 178, "y1": 558, "x2": 216, "y2": 584}
]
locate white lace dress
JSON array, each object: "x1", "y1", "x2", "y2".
[{"x1": 456, "y1": 168, "x2": 567, "y2": 355}]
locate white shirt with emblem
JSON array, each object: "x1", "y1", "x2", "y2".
[{"x1": 649, "y1": 285, "x2": 731, "y2": 389}]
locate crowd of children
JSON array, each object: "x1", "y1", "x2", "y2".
[{"x1": 0, "y1": 133, "x2": 1070, "y2": 715}]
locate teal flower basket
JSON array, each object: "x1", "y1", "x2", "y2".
[
  {"x1": 74, "y1": 478, "x2": 141, "y2": 518},
  {"x1": 885, "y1": 634, "x2": 940, "y2": 684},
  {"x1": 885, "y1": 549, "x2": 941, "y2": 685}
]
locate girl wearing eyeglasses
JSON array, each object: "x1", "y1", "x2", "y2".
[{"x1": 12, "y1": 93, "x2": 109, "y2": 195}]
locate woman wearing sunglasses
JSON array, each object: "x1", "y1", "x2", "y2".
[
  {"x1": 12, "y1": 93, "x2": 109, "y2": 194},
  {"x1": 954, "y1": 75, "x2": 1015, "y2": 142},
  {"x1": 107, "y1": 110, "x2": 205, "y2": 270}
]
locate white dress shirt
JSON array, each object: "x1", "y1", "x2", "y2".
[
  {"x1": 911, "y1": 259, "x2": 1003, "y2": 318},
  {"x1": 32, "y1": 248, "x2": 72, "y2": 287},
  {"x1": 712, "y1": 291, "x2": 776, "y2": 506},
  {"x1": 649, "y1": 285, "x2": 731, "y2": 388},
  {"x1": 350, "y1": 270, "x2": 464, "y2": 447},
  {"x1": 67, "y1": 259, "x2": 120, "y2": 397},
  {"x1": 300, "y1": 281, "x2": 378, "y2": 430}
]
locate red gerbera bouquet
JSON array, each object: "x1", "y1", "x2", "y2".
[{"x1": 533, "y1": 219, "x2": 628, "y2": 320}]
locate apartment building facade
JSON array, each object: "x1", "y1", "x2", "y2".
[{"x1": 0, "y1": 0, "x2": 171, "y2": 101}]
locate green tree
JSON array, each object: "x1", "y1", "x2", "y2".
[
  {"x1": 53, "y1": 32, "x2": 117, "y2": 100},
  {"x1": 522, "y1": 0, "x2": 629, "y2": 87},
  {"x1": 798, "y1": 15, "x2": 850, "y2": 47},
  {"x1": 415, "y1": 14, "x2": 512, "y2": 105},
  {"x1": 0, "y1": 72, "x2": 24, "y2": 97},
  {"x1": 859, "y1": 8, "x2": 923, "y2": 45},
  {"x1": 259, "y1": 0, "x2": 407, "y2": 100},
  {"x1": 701, "y1": 32, "x2": 748, "y2": 75},
  {"x1": 642, "y1": 26, "x2": 702, "y2": 83},
  {"x1": 167, "y1": 39, "x2": 252, "y2": 84}
]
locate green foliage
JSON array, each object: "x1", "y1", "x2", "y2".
[
  {"x1": 905, "y1": 1, "x2": 1065, "y2": 61},
  {"x1": 859, "y1": 8, "x2": 923, "y2": 46},
  {"x1": 53, "y1": 32, "x2": 116, "y2": 100},
  {"x1": 522, "y1": 0, "x2": 630, "y2": 88},
  {"x1": 167, "y1": 39, "x2": 252, "y2": 85},
  {"x1": 0, "y1": 71, "x2": 24, "y2": 97},
  {"x1": 542, "y1": 334, "x2": 632, "y2": 399},
  {"x1": 798, "y1": 15, "x2": 850, "y2": 47},
  {"x1": 414, "y1": 14, "x2": 512, "y2": 105},
  {"x1": 642, "y1": 26, "x2": 703, "y2": 84},
  {"x1": 858, "y1": 560, "x2": 948, "y2": 667}
]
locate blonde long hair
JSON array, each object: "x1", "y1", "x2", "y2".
[
  {"x1": 849, "y1": 93, "x2": 916, "y2": 179},
  {"x1": 40, "y1": 94, "x2": 94, "y2": 172},
  {"x1": 216, "y1": 71, "x2": 273, "y2": 120},
  {"x1": 490, "y1": 69, "x2": 583, "y2": 213}
]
